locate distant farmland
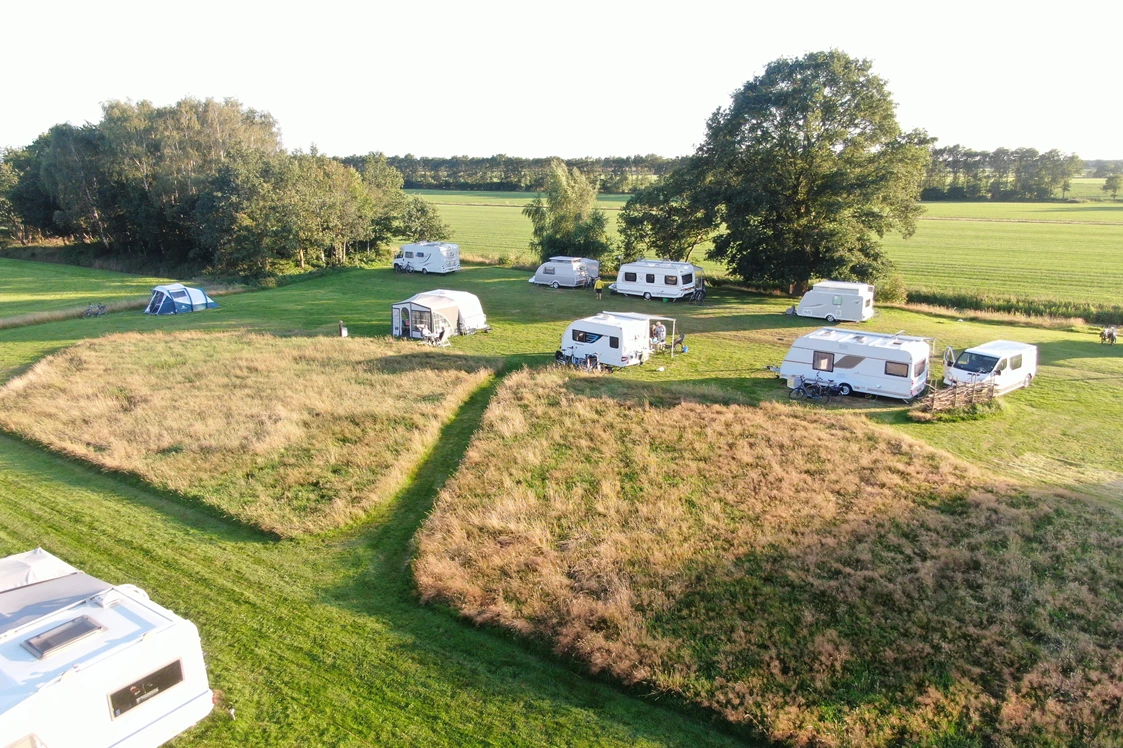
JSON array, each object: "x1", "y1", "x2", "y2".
[{"x1": 414, "y1": 191, "x2": 1123, "y2": 308}]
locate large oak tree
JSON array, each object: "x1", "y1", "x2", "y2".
[{"x1": 690, "y1": 50, "x2": 930, "y2": 293}]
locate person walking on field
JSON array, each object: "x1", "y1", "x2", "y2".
[{"x1": 594, "y1": 277, "x2": 606, "y2": 301}]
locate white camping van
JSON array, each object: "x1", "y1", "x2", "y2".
[
  {"x1": 557, "y1": 313, "x2": 653, "y2": 369},
  {"x1": 393, "y1": 242, "x2": 460, "y2": 274},
  {"x1": 0, "y1": 549, "x2": 213, "y2": 748},
  {"x1": 610, "y1": 260, "x2": 701, "y2": 301},
  {"x1": 943, "y1": 340, "x2": 1037, "y2": 394},
  {"x1": 796, "y1": 281, "x2": 875, "y2": 323},
  {"x1": 530, "y1": 256, "x2": 595, "y2": 289},
  {"x1": 780, "y1": 328, "x2": 932, "y2": 400}
]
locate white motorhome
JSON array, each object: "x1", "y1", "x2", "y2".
[
  {"x1": 557, "y1": 312, "x2": 677, "y2": 369},
  {"x1": 529, "y1": 256, "x2": 595, "y2": 289},
  {"x1": 393, "y1": 242, "x2": 460, "y2": 274},
  {"x1": 943, "y1": 340, "x2": 1037, "y2": 395},
  {"x1": 609, "y1": 260, "x2": 701, "y2": 301},
  {"x1": 796, "y1": 281, "x2": 875, "y2": 323},
  {"x1": 780, "y1": 328, "x2": 931, "y2": 400},
  {"x1": 0, "y1": 549, "x2": 213, "y2": 748}
]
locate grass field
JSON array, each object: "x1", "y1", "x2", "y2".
[
  {"x1": 1, "y1": 260, "x2": 1121, "y2": 745},
  {"x1": 416, "y1": 368, "x2": 1123, "y2": 746},
  {"x1": 411, "y1": 191, "x2": 1123, "y2": 310},
  {"x1": 0, "y1": 257, "x2": 171, "y2": 320}
]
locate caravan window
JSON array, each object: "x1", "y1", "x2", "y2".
[
  {"x1": 109, "y1": 660, "x2": 184, "y2": 719},
  {"x1": 832, "y1": 295, "x2": 843, "y2": 305},
  {"x1": 573, "y1": 330, "x2": 602, "y2": 343},
  {"x1": 914, "y1": 359, "x2": 927, "y2": 378},
  {"x1": 543, "y1": 266, "x2": 556, "y2": 275},
  {"x1": 415, "y1": 252, "x2": 426, "y2": 259},
  {"x1": 405, "y1": 251, "x2": 414, "y2": 258},
  {"x1": 885, "y1": 361, "x2": 909, "y2": 377},
  {"x1": 624, "y1": 272, "x2": 637, "y2": 282},
  {"x1": 682, "y1": 273, "x2": 693, "y2": 285},
  {"x1": 1010, "y1": 354, "x2": 1023, "y2": 370},
  {"x1": 22, "y1": 615, "x2": 104, "y2": 659},
  {"x1": 664, "y1": 275, "x2": 678, "y2": 285},
  {"x1": 609, "y1": 336, "x2": 619, "y2": 349},
  {"x1": 812, "y1": 351, "x2": 835, "y2": 372},
  {"x1": 646, "y1": 274, "x2": 656, "y2": 284},
  {"x1": 865, "y1": 298, "x2": 872, "y2": 307}
]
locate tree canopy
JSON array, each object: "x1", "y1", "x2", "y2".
[
  {"x1": 522, "y1": 160, "x2": 613, "y2": 263},
  {"x1": 642, "y1": 50, "x2": 931, "y2": 293}
]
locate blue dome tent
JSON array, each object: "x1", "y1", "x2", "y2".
[{"x1": 144, "y1": 284, "x2": 218, "y2": 315}]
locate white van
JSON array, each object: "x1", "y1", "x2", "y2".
[
  {"x1": 610, "y1": 260, "x2": 701, "y2": 301},
  {"x1": 780, "y1": 328, "x2": 931, "y2": 400},
  {"x1": 796, "y1": 281, "x2": 875, "y2": 323},
  {"x1": 530, "y1": 256, "x2": 595, "y2": 288},
  {"x1": 393, "y1": 242, "x2": 460, "y2": 274},
  {"x1": 557, "y1": 312, "x2": 654, "y2": 369},
  {"x1": 0, "y1": 549, "x2": 213, "y2": 748},
  {"x1": 943, "y1": 340, "x2": 1037, "y2": 394}
]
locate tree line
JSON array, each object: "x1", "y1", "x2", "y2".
[
  {"x1": 372, "y1": 154, "x2": 682, "y2": 193},
  {"x1": 921, "y1": 145, "x2": 1083, "y2": 200},
  {"x1": 0, "y1": 98, "x2": 448, "y2": 276}
]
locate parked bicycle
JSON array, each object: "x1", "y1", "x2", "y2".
[
  {"x1": 83, "y1": 303, "x2": 107, "y2": 318},
  {"x1": 788, "y1": 375, "x2": 842, "y2": 405},
  {"x1": 554, "y1": 347, "x2": 604, "y2": 373}
]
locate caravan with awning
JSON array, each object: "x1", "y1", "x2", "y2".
[{"x1": 391, "y1": 290, "x2": 489, "y2": 341}]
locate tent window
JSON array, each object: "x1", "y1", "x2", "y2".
[
  {"x1": 1010, "y1": 354, "x2": 1022, "y2": 370},
  {"x1": 885, "y1": 361, "x2": 909, "y2": 377},
  {"x1": 664, "y1": 276, "x2": 677, "y2": 285},
  {"x1": 645, "y1": 274, "x2": 656, "y2": 283},
  {"x1": 23, "y1": 615, "x2": 104, "y2": 659},
  {"x1": 624, "y1": 272, "x2": 636, "y2": 282},
  {"x1": 609, "y1": 336, "x2": 619, "y2": 349},
  {"x1": 411, "y1": 310, "x2": 432, "y2": 331},
  {"x1": 682, "y1": 274, "x2": 693, "y2": 285},
  {"x1": 109, "y1": 660, "x2": 184, "y2": 719},
  {"x1": 543, "y1": 266, "x2": 555, "y2": 275},
  {"x1": 170, "y1": 290, "x2": 188, "y2": 299},
  {"x1": 812, "y1": 351, "x2": 834, "y2": 372}
]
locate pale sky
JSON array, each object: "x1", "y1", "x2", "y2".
[{"x1": 4, "y1": 0, "x2": 1120, "y2": 159}]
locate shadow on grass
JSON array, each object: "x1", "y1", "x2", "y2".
[
  {"x1": 321, "y1": 376, "x2": 764, "y2": 746},
  {"x1": 364, "y1": 349, "x2": 501, "y2": 374}
]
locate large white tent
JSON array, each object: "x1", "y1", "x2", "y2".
[{"x1": 391, "y1": 289, "x2": 488, "y2": 340}]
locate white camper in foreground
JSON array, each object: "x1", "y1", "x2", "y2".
[
  {"x1": 556, "y1": 312, "x2": 679, "y2": 369},
  {"x1": 393, "y1": 242, "x2": 460, "y2": 274},
  {"x1": 610, "y1": 260, "x2": 701, "y2": 301},
  {"x1": 0, "y1": 549, "x2": 213, "y2": 748},
  {"x1": 943, "y1": 340, "x2": 1037, "y2": 395},
  {"x1": 780, "y1": 328, "x2": 931, "y2": 400},
  {"x1": 796, "y1": 281, "x2": 875, "y2": 323},
  {"x1": 529, "y1": 256, "x2": 595, "y2": 288}
]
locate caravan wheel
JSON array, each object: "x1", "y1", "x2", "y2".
[
  {"x1": 825, "y1": 314, "x2": 837, "y2": 323},
  {"x1": 551, "y1": 281, "x2": 560, "y2": 289},
  {"x1": 422, "y1": 268, "x2": 428, "y2": 275},
  {"x1": 838, "y1": 383, "x2": 852, "y2": 396},
  {"x1": 643, "y1": 292, "x2": 652, "y2": 300}
]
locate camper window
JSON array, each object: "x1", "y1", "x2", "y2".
[
  {"x1": 885, "y1": 361, "x2": 909, "y2": 378},
  {"x1": 1010, "y1": 354, "x2": 1023, "y2": 370},
  {"x1": 913, "y1": 359, "x2": 927, "y2": 378},
  {"x1": 664, "y1": 275, "x2": 677, "y2": 285},
  {"x1": 865, "y1": 298, "x2": 871, "y2": 307},
  {"x1": 110, "y1": 660, "x2": 184, "y2": 719},
  {"x1": 416, "y1": 252, "x2": 426, "y2": 258},
  {"x1": 543, "y1": 266, "x2": 556, "y2": 275},
  {"x1": 573, "y1": 330, "x2": 602, "y2": 343},
  {"x1": 624, "y1": 272, "x2": 637, "y2": 282},
  {"x1": 22, "y1": 615, "x2": 104, "y2": 659},
  {"x1": 996, "y1": 358, "x2": 1008, "y2": 373},
  {"x1": 832, "y1": 295, "x2": 842, "y2": 305},
  {"x1": 682, "y1": 273, "x2": 693, "y2": 284},
  {"x1": 646, "y1": 274, "x2": 656, "y2": 283},
  {"x1": 609, "y1": 336, "x2": 619, "y2": 349},
  {"x1": 812, "y1": 351, "x2": 835, "y2": 372},
  {"x1": 953, "y1": 352, "x2": 999, "y2": 374},
  {"x1": 405, "y1": 252, "x2": 414, "y2": 258}
]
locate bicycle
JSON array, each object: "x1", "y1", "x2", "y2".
[
  {"x1": 554, "y1": 347, "x2": 604, "y2": 373},
  {"x1": 83, "y1": 303, "x2": 107, "y2": 318},
  {"x1": 690, "y1": 287, "x2": 706, "y2": 305},
  {"x1": 788, "y1": 375, "x2": 839, "y2": 405}
]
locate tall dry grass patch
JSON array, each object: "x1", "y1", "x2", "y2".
[
  {"x1": 416, "y1": 368, "x2": 1123, "y2": 746},
  {"x1": 0, "y1": 331, "x2": 498, "y2": 536}
]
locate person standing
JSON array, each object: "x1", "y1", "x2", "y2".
[{"x1": 594, "y1": 276, "x2": 606, "y2": 301}]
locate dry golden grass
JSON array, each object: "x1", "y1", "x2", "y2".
[
  {"x1": 416, "y1": 368, "x2": 1123, "y2": 746},
  {"x1": 0, "y1": 331, "x2": 499, "y2": 536}
]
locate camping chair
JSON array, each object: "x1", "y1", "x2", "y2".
[
  {"x1": 419, "y1": 325, "x2": 438, "y2": 345},
  {"x1": 672, "y1": 333, "x2": 686, "y2": 353},
  {"x1": 433, "y1": 328, "x2": 450, "y2": 347}
]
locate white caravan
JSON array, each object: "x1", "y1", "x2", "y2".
[
  {"x1": 780, "y1": 327, "x2": 931, "y2": 400},
  {"x1": 393, "y1": 242, "x2": 460, "y2": 274},
  {"x1": 0, "y1": 549, "x2": 213, "y2": 748},
  {"x1": 796, "y1": 281, "x2": 875, "y2": 323},
  {"x1": 557, "y1": 312, "x2": 676, "y2": 369},
  {"x1": 943, "y1": 340, "x2": 1037, "y2": 394},
  {"x1": 529, "y1": 256, "x2": 596, "y2": 288},
  {"x1": 610, "y1": 260, "x2": 702, "y2": 301}
]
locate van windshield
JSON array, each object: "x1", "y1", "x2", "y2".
[{"x1": 953, "y1": 352, "x2": 999, "y2": 374}]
